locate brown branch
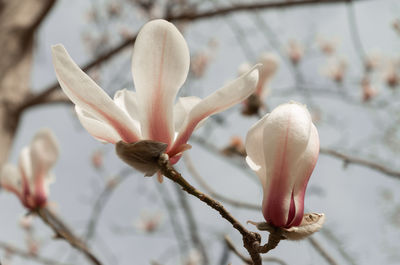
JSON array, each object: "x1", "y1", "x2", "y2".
[
  {"x1": 36, "y1": 207, "x2": 103, "y2": 265},
  {"x1": 224, "y1": 236, "x2": 288, "y2": 265},
  {"x1": 166, "y1": 0, "x2": 363, "y2": 21},
  {"x1": 157, "y1": 154, "x2": 263, "y2": 265},
  {"x1": 320, "y1": 148, "x2": 400, "y2": 179},
  {"x1": 0, "y1": 241, "x2": 72, "y2": 265},
  {"x1": 18, "y1": 0, "x2": 367, "y2": 112}
]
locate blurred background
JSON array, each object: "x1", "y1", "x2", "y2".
[{"x1": 1, "y1": 0, "x2": 400, "y2": 264}]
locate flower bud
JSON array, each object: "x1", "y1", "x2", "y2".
[{"x1": 245, "y1": 102, "x2": 319, "y2": 228}]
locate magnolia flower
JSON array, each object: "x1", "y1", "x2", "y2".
[
  {"x1": 52, "y1": 19, "x2": 259, "y2": 173},
  {"x1": 245, "y1": 102, "x2": 320, "y2": 228},
  {"x1": 0, "y1": 129, "x2": 59, "y2": 210},
  {"x1": 239, "y1": 53, "x2": 279, "y2": 115}
]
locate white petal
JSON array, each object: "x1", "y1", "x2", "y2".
[
  {"x1": 52, "y1": 44, "x2": 140, "y2": 143},
  {"x1": 0, "y1": 164, "x2": 23, "y2": 196},
  {"x1": 76, "y1": 106, "x2": 122, "y2": 144},
  {"x1": 261, "y1": 102, "x2": 317, "y2": 227},
  {"x1": 30, "y1": 129, "x2": 59, "y2": 178},
  {"x1": 238, "y1": 62, "x2": 251, "y2": 76},
  {"x1": 131, "y1": 19, "x2": 189, "y2": 145},
  {"x1": 113, "y1": 89, "x2": 141, "y2": 134},
  {"x1": 169, "y1": 64, "x2": 259, "y2": 156},
  {"x1": 173, "y1": 96, "x2": 202, "y2": 134},
  {"x1": 245, "y1": 113, "x2": 269, "y2": 189},
  {"x1": 19, "y1": 147, "x2": 33, "y2": 184}
]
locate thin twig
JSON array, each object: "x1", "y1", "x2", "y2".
[
  {"x1": 308, "y1": 237, "x2": 339, "y2": 265},
  {"x1": 0, "y1": 241, "x2": 72, "y2": 265},
  {"x1": 320, "y1": 148, "x2": 400, "y2": 179},
  {"x1": 84, "y1": 169, "x2": 132, "y2": 241},
  {"x1": 155, "y1": 182, "x2": 188, "y2": 260},
  {"x1": 175, "y1": 186, "x2": 209, "y2": 265},
  {"x1": 167, "y1": 0, "x2": 365, "y2": 21},
  {"x1": 36, "y1": 207, "x2": 102, "y2": 265},
  {"x1": 346, "y1": 0, "x2": 366, "y2": 64},
  {"x1": 157, "y1": 154, "x2": 263, "y2": 265},
  {"x1": 224, "y1": 236, "x2": 288, "y2": 265}
]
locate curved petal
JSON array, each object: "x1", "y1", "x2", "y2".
[
  {"x1": 0, "y1": 164, "x2": 23, "y2": 198},
  {"x1": 30, "y1": 129, "x2": 59, "y2": 177},
  {"x1": 52, "y1": 44, "x2": 140, "y2": 143},
  {"x1": 257, "y1": 53, "x2": 279, "y2": 97},
  {"x1": 18, "y1": 147, "x2": 33, "y2": 198},
  {"x1": 113, "y1": 89, "x2": 141, "y2": 135},
  {"x1": 287, "y1": 124, "x2": 319, "y2": 227},
  {"x1": 245, "y1": 114, "x2": 269, "y2": 190},
  {"x1": 131, "y1": 19, "x2": 190, "y2": 145},
  {"x1": 169, "y1": 64, "x2": 260, "y2": 157},
  {"x1": 173, "y1": 96, "x2": 202, "y2": 134},
  {"x1": 260, "y1": 102, "x2": 316, "y2": 227},
  {"x1": 30, "y1": 129, "x2": 59, "y2": 205},
  {"x1": 76, "y1": 106, "x2": 122, "y2": 144}
]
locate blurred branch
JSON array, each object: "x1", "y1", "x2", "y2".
[
  {"x1": 18, "y1": 0, "x2": 365, "y2": 111},
  {"x1": 183, "y1": 153, "x2": 260, "y2": 210},
  {"x1": 308, "y1": 237, "x2": 339, "y2": 265},
  {"x1": 0, "y1": 241, "x2": 71, "y2": 265},
  {"x1": 84, "y1": 169, "x2": 132, "y2": 241},
  {"x1": 156, "y1": 182, "x2": 188, "y2": 260},
  {"x1": 167, "y1": 0, "x2": 364, "y2": 21},
  {"x1": 157, "y1": 154, "x2": 264, "y2": 265},
  {"x1": 36, "y1": 207, "x2": 103, "y2": 265},
  {"x1": 320, "y1": 148, "x2": 400, "y2": 179},
  {"x1": 175, "y1": 186, "x2": 209, "y2": 265},
  {"x1": 346, "y1": 0, "x2": 367, "y2": 63}
]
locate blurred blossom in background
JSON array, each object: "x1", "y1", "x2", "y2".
[{"x1": 1, "y1": 1, "x2": 400, "y2": 265}]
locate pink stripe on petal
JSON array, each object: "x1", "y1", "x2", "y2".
[
  {"x1": 132, "y1": 20, "x2": 189, "y2": 145},
  {"x1": 57, "y1": 71, "x2": 138, "y2": 143},
  {"x1": 52, "y1": 45, "x2": 140, "y2": 143}
]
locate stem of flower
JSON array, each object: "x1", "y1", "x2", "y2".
[{"x1": 157, "y1": 154, "x2": 263, "y2": 265}]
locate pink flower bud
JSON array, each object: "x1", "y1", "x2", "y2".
[
  {"x1": 245, "y1": 102, "x2": 319, "y2": 228},
  {"x1": 0, "y1": 129, "x2": 59, "y2": 210}
]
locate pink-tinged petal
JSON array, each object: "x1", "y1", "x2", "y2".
[
  {"x1": 286, "y1": 123, "x2": 319, "y2": 227},
  {"x1": 30, "y1": 129, "x2": 59, "y2": 178},
  {"x1": 52, "y1": 44, "x2": 140, "y2": 143},
  {"x1": 113, "y1": 89, "x2": 141, "y2": 134},
  {"x1": 76, "y1": 106, "x2": 121, "y2": 144},
  {"x1": 169, "y1": 65, "x2": 260, "y2": 157},
  {"x1": 248, "y1": 102, "x2": 317, "y2": 228},
  {"x1": 173, "y1": 96, "x2": 202, "y2": 134},
  {"x1": 18, "y1": 147, "x2": 33, "y2": 201},
  {"x1": 0, "y1": 164, "x2": 23, "y2": 200},
  {"x1": 257, "y1": 53, "x2": 279, "y2": 97},
  {"x1": 131, "y1": 19, "x2": 189, "y2": 145},
  {"x1": 29, "y1": 129, "x2": 59, "y2": 206}
]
